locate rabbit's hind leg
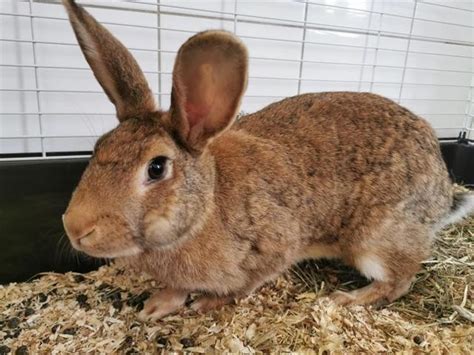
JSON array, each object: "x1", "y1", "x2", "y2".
[
  {"x1": 330, "y1": 277, "x2": 414, "y2": 307},
  {"x1": 331, "y1": 221, "x2": 431, "y2": 307}
]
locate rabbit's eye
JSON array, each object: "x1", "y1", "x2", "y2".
[{"x1": 148, "y1": 156, "x2": 168, "y2": 180}]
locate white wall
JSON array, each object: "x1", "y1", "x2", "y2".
[{"x1": 1, "y1": 0, "x2": 473, "y2": 156}]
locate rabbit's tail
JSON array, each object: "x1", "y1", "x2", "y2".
[{"x1": 437, "y1": 191, "x2": 474, "y2": 229}]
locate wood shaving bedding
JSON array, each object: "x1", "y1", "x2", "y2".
[{"x1": 1, "y1": 217, "x2": 472, "y2": 354}]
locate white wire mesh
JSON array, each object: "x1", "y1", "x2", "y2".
[{"x1": 0, "y1": 0, "x2": 473, "y2": 160}]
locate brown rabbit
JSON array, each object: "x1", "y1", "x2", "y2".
[{"x1": 62, "y1": 0, "x2": 474, "y2": 321}]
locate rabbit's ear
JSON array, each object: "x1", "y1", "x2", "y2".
[
  {"x1": 170, "y1": 31, "x2": 248, "y2": 152},
  {"x1": 63, "y1": 0, "x2": 156, "y2": 121}
]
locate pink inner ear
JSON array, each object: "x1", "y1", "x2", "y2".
[{"x1": 185, "y1": 102, "x2": 210, "y2": 127}]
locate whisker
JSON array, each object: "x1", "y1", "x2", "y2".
[
  {"x1": 55, "y1": 232, "x2": 69, "y2": 264},
  {"x1": 74, "y1": 247, "x2": 81, "y2": 266}
]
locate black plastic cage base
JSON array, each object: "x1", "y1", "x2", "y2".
[
  {"x1": 0, "y1": 141, "x2": 473, "y2": 284},
  {"x1": 440, "y1": 142, "x2": 474, "y2": 187},
  {"x1": 0, "y1": 159, "x2": 102, "y2": 284}
]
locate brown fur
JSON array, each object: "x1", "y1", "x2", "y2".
[{"x1": 62, "y1": 0, "x2": 467, "y2": 320}]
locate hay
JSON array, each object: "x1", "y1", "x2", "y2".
[{"x1": 1, "y1": 217, "x2": 472, "y2": 354}]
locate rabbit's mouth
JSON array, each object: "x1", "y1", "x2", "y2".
[{"x1": 69, "y1": 228, "x2": 142, "y2": 259}]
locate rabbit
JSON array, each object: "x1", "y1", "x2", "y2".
[{"x1": 61, "y1": 0, "x2": 474, "y2": 321}]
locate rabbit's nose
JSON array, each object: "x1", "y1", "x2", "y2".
[{"x1": 62, "y1": 210, "x2": 96, "y2": 246}]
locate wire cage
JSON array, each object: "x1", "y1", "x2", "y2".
[{"x1": 1, "y1": 0, "x2": 473, "y2": 161}]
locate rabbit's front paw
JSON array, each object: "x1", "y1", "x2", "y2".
[
  {"x1": 138, "y1": 288, "x2": 188, "y2": 321},
  {"x1": 190, "y1": 295, "x2": 235, "y2": 314}
]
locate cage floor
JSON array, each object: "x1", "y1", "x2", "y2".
[{"x1": 1, "y1": 217, "x2": 473, "y2": 354}]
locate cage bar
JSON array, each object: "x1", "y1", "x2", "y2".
[{"x1": 1, "y1": 0, "x2": 472, "y2": 160}]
